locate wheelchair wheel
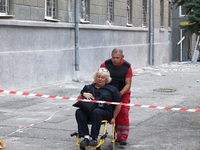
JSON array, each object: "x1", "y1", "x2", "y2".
[
  {"x1": 96, "y1": 146, "x2": 101, "y2": 150},
  {"x1": 80, "y1": 147, "x2": 86, "y2": 150},
  {"x1": 111, "y1": 144, "x2": 115, "y2": 150}
]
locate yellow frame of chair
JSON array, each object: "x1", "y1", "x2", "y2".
[{"x1": 76, "y1": 120, "x2": 115, "y2": 149}]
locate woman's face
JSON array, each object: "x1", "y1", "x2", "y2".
[{"x1": 95, "y1": 73, "x2": 106, "y2": 87}]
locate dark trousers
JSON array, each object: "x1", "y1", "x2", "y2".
[{"x1": 75, "y1": 108, "x2": 112, "y2": 138}]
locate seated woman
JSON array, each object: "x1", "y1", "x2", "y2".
[{"x1": 75, "y1": 68, "x2": 122, "y2": 147}]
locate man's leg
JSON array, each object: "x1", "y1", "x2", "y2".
[
  {"x1": 115, "y1": 106, "x2": 129, "y2": 140},
  {"x1": 115, "y1": 94, "x2": 130, "y2": 144}
]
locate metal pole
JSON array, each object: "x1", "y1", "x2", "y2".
[
  {"x1": 149, "y1": 0, "x2": 154, "y2": 65},
  {"x1": 191, "y1": 35, "x2": 200, "y2": 62},
  {"x1": 74, "y1": 0, "x2": 79, "y2": 71},
  {"x1": 180, "y1": 29, "x2": 183, "y2": 62}
]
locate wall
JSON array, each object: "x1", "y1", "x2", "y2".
[
  {"x1": 0, "y1": 20, "x2": 152, "y2": 89},
  {"x1": 154, "y1": 28, "x2": 172, "y2": 65},
  {"x1": 0, "y1": 20, "x2": 74, "y2": 90},
  {"x1": 153, "y1": 0, "x2": 172, "y2": 65},
  {"x1": 78, "y1": 25, "x2": 150, "y2": 79},
  {"x1": 0, "y1": 0, "x2": 173, "y2": 90}
]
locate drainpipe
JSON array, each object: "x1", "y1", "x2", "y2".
[
  {"x1": 74, "y1": 0, "x2": 80, "y2": 80},
  {"x1": 149, "y1": 0, "x2": 154, "y2": 65}
]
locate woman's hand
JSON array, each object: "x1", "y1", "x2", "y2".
[
  {"x1": 110, "y1": 118, "x2": 115, "y2": 124},
  {"x1": 83, "y1": 92, "x2": 95, "y2": 100}
]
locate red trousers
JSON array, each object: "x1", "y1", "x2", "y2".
[{"x1": 115, "y1": 93, "x2": 130, "y2": 141}]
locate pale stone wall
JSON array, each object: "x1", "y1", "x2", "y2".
[{"x1": 0, "y1": 0, "x2": 172, "y2": 89}]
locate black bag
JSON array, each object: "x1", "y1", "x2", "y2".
[
  {"x1": 73, "y1": 84, "x2": 117, "y2": 114},
  {"x1": 73, "y1": 100, "x2": 97, "y2": 115},
  {"x1": 73, "y1": 84, "x2": 98, "y2": 114}
]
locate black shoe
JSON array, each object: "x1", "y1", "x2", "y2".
[
  {"x1": 89, "y1": 139, "x2": 98, "y2": 146},
  {"x1": 119, "y1": 139, "x2": 127, "y2": 145},
  {"x1": 80, "y1": 138, "x2": 89, "y2": 147}
]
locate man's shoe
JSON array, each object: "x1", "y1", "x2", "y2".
[
  {"x1": 80, "y1": 138, "x2": 89, "y2": 147},
  {"x1": 89, "y1": 139, "x2": 98, "y2": 146},
  {"x1": 119, "y1": 139, "x2": 127, "y2": 145}
]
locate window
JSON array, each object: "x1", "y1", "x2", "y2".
[
  {"x1": 168, "y1": 1, "x2": 172, "y2": 27},
  {"x1": 68, "y1": 0, "x2": 73, "y2": 23},
  {"x1": 0, "y1": 0, "x2": 9, "y2": 15},
  {"x1": 80, "y1": 0, "x2": 90, "y2": 23},
  {"x1": 160, "y1": 0, "x2": 164, "y2": 27},
  {"x1": 127, "y1": 0, "x2": 132, "y2": 26},
  {"x1": 142, "y1": 0, "x2": 148, "y2": 27},
  {"x1": 107, "y1": 0, "x2": 114, "y2": 24},
  {"x1": 45, "y1": 0, "x2": 57, "y2": 20},
  {"x1": 179, "y1": 5, "x2": 188, "y2": 17}
]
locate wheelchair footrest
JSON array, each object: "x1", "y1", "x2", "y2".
[{"x1": 70, "y1": 132, "x2": 78, "y2": 137}]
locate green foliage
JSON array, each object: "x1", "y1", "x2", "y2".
[{"x1": 173, "y1": 0, "x2": 200, "y2": 35}]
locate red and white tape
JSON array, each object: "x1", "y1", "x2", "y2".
[{"x1": 0, "y1": 89, "x2": 200, "y2": 113}]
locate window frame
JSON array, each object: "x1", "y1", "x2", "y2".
[
  {"x1": 160, "y1": 0, "x2": 164, "y2": 27},
  {"x1": 107, "y1": 0, "x2": 114, "y2": 24},
  {"x1": 68, "y1": 0, "x2": 73, "y2": 23},
  {"x1": 80, "y1": 0, "x2": 90, "y2": 23},
  {"x1": 45, "y1": 0, "x2": 58, "y2": 21},
  {"x1": 179, "y1": 5, "x2": 187, "y2": 17},
  {"x1": 0, "y1": 0, "x2": 9, "y2": 15},
  {"x1": 168, "y1": 1, "x2": 172, "y2": 27},
  {"x1": 127, "y1": 0, "x2": 132, "y2": 26},
  {"x1": 142, "y1": 0, "x2": 148, "y2": 27}
]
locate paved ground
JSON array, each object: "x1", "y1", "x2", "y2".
[{"x1": 1, "y1": 61, "x2": 200, "y2": 150}]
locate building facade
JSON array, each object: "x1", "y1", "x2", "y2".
[
  {"x1": 172, "y1": 3, "x2": 197, "y2": 62},
  {"x1": 0, "y1": 0, "x2": 172, "y2": 90}
]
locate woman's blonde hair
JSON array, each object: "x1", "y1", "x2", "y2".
[{"x1": 93, "y1": 68, "x2": 112, "y2": 84}]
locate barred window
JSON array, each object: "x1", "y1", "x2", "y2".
[
  {"x1": 0, "y1": 0, "x2": 9, "y2": 15},
  {"x1": 107, "y1": 0, "x2": 114, "y2": 24},
  {"x1": 168, "y1": 1, "x2": 172, "y2": 27},
  {"x1": 45, "y1": 0, "x2": 57, "y2": 19},
  {"x1": 160, "y1": 0, "x2": 164, "y2": 27},
  {"x1": 127, "y1": 0, "x2": 132, "y2": 25},
  {"x1": 68, "y1": 0, "x2": 73, "y2": 22},
  {"x1": 80, "y1": 0, "x2": 90, "y2": 22},
  {"x1": 142, "y1": 0, "x2": 148, "y2": 27}
]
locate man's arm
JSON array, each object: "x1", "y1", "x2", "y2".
[
  {"x1": 77, "y1": 94, "x2": 83, "y2": 99},
  {"x1": 100, "y1": 62, "x2": 106, "y2": 68},
  {"x1": 120, "y1": 77, "x2": 132, "y2": 95}
]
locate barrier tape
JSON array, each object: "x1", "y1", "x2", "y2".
[{"x1": 0, "y1": 89, "x2": 200, "y2": 113}]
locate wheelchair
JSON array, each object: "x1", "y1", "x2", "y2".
[{"x1": 70, "y1": 120, "x2": 116, "y2": 150}]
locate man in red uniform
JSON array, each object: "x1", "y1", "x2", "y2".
[{"x1": 100, "y1": 48, "x2": 133, "y2": 145}]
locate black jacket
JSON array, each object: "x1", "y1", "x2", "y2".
[{"x1": 80, "y1": 83, "x2": 122, "y2": 113}]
